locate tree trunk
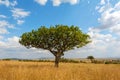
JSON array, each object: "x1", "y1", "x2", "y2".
[{"x1": 55, "y1": 55, "x2": 61, "y2": 68}]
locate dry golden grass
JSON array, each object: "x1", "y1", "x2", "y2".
[{"x1": 0, "y1": 61, "x2": 120, "y2": 80}]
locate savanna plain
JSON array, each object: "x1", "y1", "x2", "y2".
[{"x1": 0, "y1": 61, "x2": 120, "y2": 80}]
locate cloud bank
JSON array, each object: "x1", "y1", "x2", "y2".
[{"x1": 82, "y1": 0, "x2": 120, "y2": 58}]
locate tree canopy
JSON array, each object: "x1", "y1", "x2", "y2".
[
  {"x1": 19, "y1": 25, "x2": 91, "y2": 67},
  {"x1": 87, "y1": 56, "x2": 94, "y2": 60}
]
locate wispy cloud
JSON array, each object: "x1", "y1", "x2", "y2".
[
  {"x1": 0, "y1": 20, "x2": 14, "y2": 34},
  {"x1": 10, "y1": 0, "x2": 17, "y2": 7},
  {"x1": 34, "y1": 0, "x2": 79, "y2": 6},
  {"x1": 0, "y1": 0, "x2": 17, "y2": 7},
  {"x1": 94, "y1": 0, "x2": 120, "y2": 35},
  {"x1": 100, "y1": 0, "x2": 105, "y2": 5},
  {"x1": 17, "y1": 20, "x2": 24, "y2": 25},
  {"x1": 11, "y1": 8, "x2": 30, "y2": 25},
  {"x1": 35, "y1": 0, "x2": 47, "y2": 5},
  {"x1": 0, "y1": 14, "x2": 7, "y2": 18},
  {"x1": 11, "y1": 8, "x2": 30, "y2": 19},
  {"x1": 52, "y1": 0, "x2": 79, "y2": 6}
]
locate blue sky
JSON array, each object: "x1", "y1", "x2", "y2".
[{"x1": 0, "y1": 0, "x2": 120, "y2": 59}]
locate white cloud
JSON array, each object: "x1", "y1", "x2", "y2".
[
  {"x1": 75, "y1": 0, "x2": 120, "y2": 58},
  {"x1": 0, "y1": 20, "x2": 14, "y2": 28},
  {"x1": 0, "y1": 36, "x2": 3, "y2": 39},
  {"x1": 10, "y1": 1, "x2": 17, "y2": 7},
  {"x1": 11, "y1": 8, "x2": 30, "y2": 19},
  {"x1": 66, "y1": 29, "x2": 120, "y2": 58},
  {"x1": 67, "y1": 0, "x2": 120, "y2": 58},
  {"x1": 0, "y1": 20, "x2": 14, "y2": 34},
  {"x1": 0, "y1": 14, "x2": 7, "y2": 18},
  {"x1": 0, "y1": 0, "x2": 10, "y2": 7},
  {"x1": 0, "y1": 36, "x2": 22, "y2": 48},
  {"x1": 34, "y1": 0, "x2": 79, "y2": 6},
  {"x1": 0, "y1": 28, "x2": 8, "y2": 34},
  {"x1": 35, "y1": 0, "x2": 47, "y2": 5},
  {"x1": 100, "y1": 0, "x2": 105, "y2": 5},
  {"x1": 52, "y1": 0, "x2": 61, "y2": 6},
  {"x1": 94, "y1": 1, "x2": 120, "y2": 35},
  {"x1": 100, "y1": 0, "x2": 110, "y2": 5},
  {"x1": 0, "y1": 36, "x2": 53, "y2": 59},
  {"x1": 17, "y1": 20, "x2": 24, "y2": 25},
  {"x1": 114, "y1": 1, "x2": 120, "y2": 10},
  {"x1": 6, "y1": 36, "x2": 20, "y2": 47},
  {"x1": 88, "y1": 29, "x2": 114, "y2": 43},
  {"x1": 0, "y1": 0, "x2": 17, "y2": 7},
  {"x1": 110, "y1": 24, "x2": 120, "y2": 35},
  {"x1": 52, "y1": 0, "x2": 79, "y2": 6},
  {"x1": 11, "y1": 8, "x2": 30, "y2": 24}
]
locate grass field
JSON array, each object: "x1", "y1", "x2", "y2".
[{"x1": 0, "y1": 61, "x2": 120, "y2": 80}]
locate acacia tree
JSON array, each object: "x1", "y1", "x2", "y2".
[
  {"x1": 87, "y1": 56, "x2": 94, "y2": 62},
  {"x1": 19, "y1": 25, "x2": 91, "y2": 67}
]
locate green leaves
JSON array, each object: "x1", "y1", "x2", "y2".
[{"x1": 19, "y1": 25, "x2": 91, "y2": 56}]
